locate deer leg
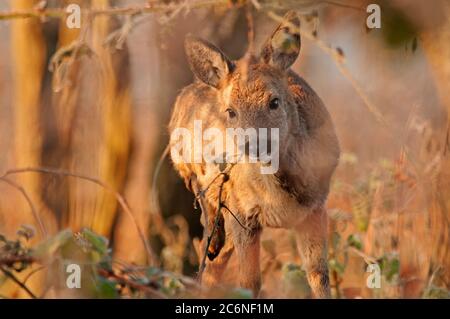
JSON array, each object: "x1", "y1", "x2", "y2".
[
  {"x1": 199, "y1": 237, "x2": 234, "y2": 288},
  {"x1": 294, "y1": 206, "x2": 331, "y2": 298},
  {"x1": 231, "y1": 221, "x2": 262, "y2": 297},
  {"x1": 194, "y1": 194, "x2": 234, "y2": 289}
]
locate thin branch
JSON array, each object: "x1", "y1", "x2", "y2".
[
  {"x1": 259, "y1": 0, "x2": 365, "y2": 12},
  {"x1": 0, "y1": 0, "x2": 230, "y2": 21},
  {"x1": 197, "y1": 172, "x2": 228, "y2": 283},
  {"x1": 263, "y1": 10, "x2": 387, "y2": 126},
  {"x1": 222, "y1": 204, "x2": 250, "y2": 231},
  {"x1": 22, "y1": 266, "x2": 46, "y2": 285},
  {"x1": 190, "y1": 177, "x2": 209, "y2": 283},
  {"x1": 0, "y1": 266, "x2": 37, "y2": 299},
  {"x1": 195, "y1": 163, "x2": 236, "y2": 200},
  {"x1": 192, "y1": 162, "x2": 238, "y2": 283},
  {"x1": 150, "y1": 144, "x2": 170, "y2": 218},
  {"x1": 0, "y1": 256, "x2": 36, "y2": 266},
  {"x1": 245, "y1": 2, "x2": 255, "y2": 54},
  {"x1": 0, "y1": 167, "x2": 156, "y2": 266},
  {"x1": 0, "y1": 177, "x2": 47, "y2": 238},
  {"x1": 348, "y1": 246, "x2": 378, "y2": 265},
  {"x1": 98, "y1": 268, "x2": 167, "y2": 299}
]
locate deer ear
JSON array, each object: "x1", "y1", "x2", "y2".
[
  {"x1": 261, "y1": 11, "x2": 301, "y2": 70},
  {"x1": 185, "y1": 35, "x2": 233, "y2": 88}
]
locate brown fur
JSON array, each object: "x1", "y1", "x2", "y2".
[{"x1": 168, "y1": 12, "x2": 340, "y2": 298}]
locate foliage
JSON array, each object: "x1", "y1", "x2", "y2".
[{"x1": 0, "y1": 228, "x2": 195, "y2": 299}]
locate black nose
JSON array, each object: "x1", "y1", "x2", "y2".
[{"x1": 243, "y1": 139, "x2": 272, "y2": 158}]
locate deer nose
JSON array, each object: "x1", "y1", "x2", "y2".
[
  {"x1": 243, "y1": 138, "x2": 272, "y2": 159},
  {"x1": 243, "y1": 140, "x2": 256, "y2": 158}
]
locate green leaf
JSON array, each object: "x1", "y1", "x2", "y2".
[
  {"x1": 281, "y1": 263, "x2": 310, "y2": 298},
  {"x1": 80, "y1": 228, "x2": 109, "y2": 256},
  {"x1": 146, "y1": 267, "x2": 161, "y2": 277},
  {"x1": 95, "y1": 277, "x2": 119, "y2": 299},
  {"x1": 385, "y1": 258, "x2": 399, "y2": 282},
  {"x1": 347, "y1": 234, "x2": 363, "y2": 250},
  {"x1": 378, "y1": 253, "x2": 400, "y2": 283},
  {"x1": 32, "y1": 229, "x2": 73, "y2": 259},
  {"x1": 225, "y1": 288, "x2": 253, "y2": 299}
]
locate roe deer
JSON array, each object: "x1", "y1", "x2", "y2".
[{"x1": 168, "y1": 11, "x2": 340, "y2": 298}]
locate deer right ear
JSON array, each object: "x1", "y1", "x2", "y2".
[
  {"x1": 260, "y1": 11, "x2": 301, "y2": 70},
  {"x1": 185, "y1": 35, "x2": 233, "y2": 88}
]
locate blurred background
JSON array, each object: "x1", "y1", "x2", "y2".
[{"x1": 0, "y1": 0, "x2": 449, "y2": 298}]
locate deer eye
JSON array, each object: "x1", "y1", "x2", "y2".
[
  {"x1": 226, "y1": 108, "x2": 237, "y2": 119},
  {"x1": 269, "y1": 97, "x2": 280, "y2": 110}
]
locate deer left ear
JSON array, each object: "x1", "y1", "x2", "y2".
[
  {"x1": 261, "y1": 11, "x2": 301, "y2": 70},
  {"x1": 185, "y1": 35, "x2": 233, "y2": 88}
]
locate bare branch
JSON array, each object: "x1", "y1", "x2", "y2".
[
  {"x1": 22, "y1": 266, "x2": 46, "y2": 285},
  {"x1": 245, "y1": 2, "x2": 255, "y2": 54},
  {"x1": 0, "y1": 0, "x2": 230, "y2": 21},
  {"x1": 0, "y1": 266, "x2": 37, "y2": 299},
  {"x1": 263, "y1": 10, "x2": 387, "y2": 126},
  {"x1": 0, "y1": 177, "x2": 47, "y2": 238},
  {"x1": 0, "y1": 167, "x2": 156, "y2": 266},
  {"x1": 97, "y1": 268, "x2": 167, "y2": 299},
  {"x1": 197, "y1": 172, "x2": 228, "y2": 283},
  {"x1": 222, "y1": 204, "x2": 250, "y2": 231}
]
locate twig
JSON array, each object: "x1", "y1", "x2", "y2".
[
  {"x1": 98, "y1": 267, "x2": 167, "y2": 299},
  {"x1": 348, "y1": 246, "x2": 378, "y2": 265},
  {"x1": 150, "y1": 144, "x2": 179, "y2": 262},
  {"x1": 222, "y1": 204, "x2": 250, "y2": 231},
  {"x1": 190, "y1": 176, "x2": 209, "y2": 283},
  {"x1": 197, "y1": 172, "x2": 228, "y2": 283},
  {"x1": 423, "y1": 266, "x2": 442, "y2": 296},
  {"x1": 104, "y1": 14, "x2": 145, "y2": 50},
  {"x1": 0, "y1": 177, "x2": 47, "y2": 238},
  {"x1": 263, "y1": 10, "x2": 387, "y2": 126},
  {"x1": 0, "y1": 266, "x2": 37, "y2": 299},
  {"x1": 22, "y1": 266, "x2": 46, "y2": 285},
  {"x1": 195, "y1": 163, "x2": 236, "y2": 200},
  {"x1": 245, "y1": 2, "x2": 255, "y2": 54},
  {"x1": 259, "y1": 0, "x2": 364, "y2": 12},
  {"x1": 0, "y1": 0, "x2": 230, "y2": 21},
  {"x1": 150, "y1": 144, "x2": 170, "y2": 218},
  {"x1": 0, "y1": 256, "x2": 36, "y2": 267},
  {"x1": 0, "y1": 167, "x2": 156, "y2": 266}
]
